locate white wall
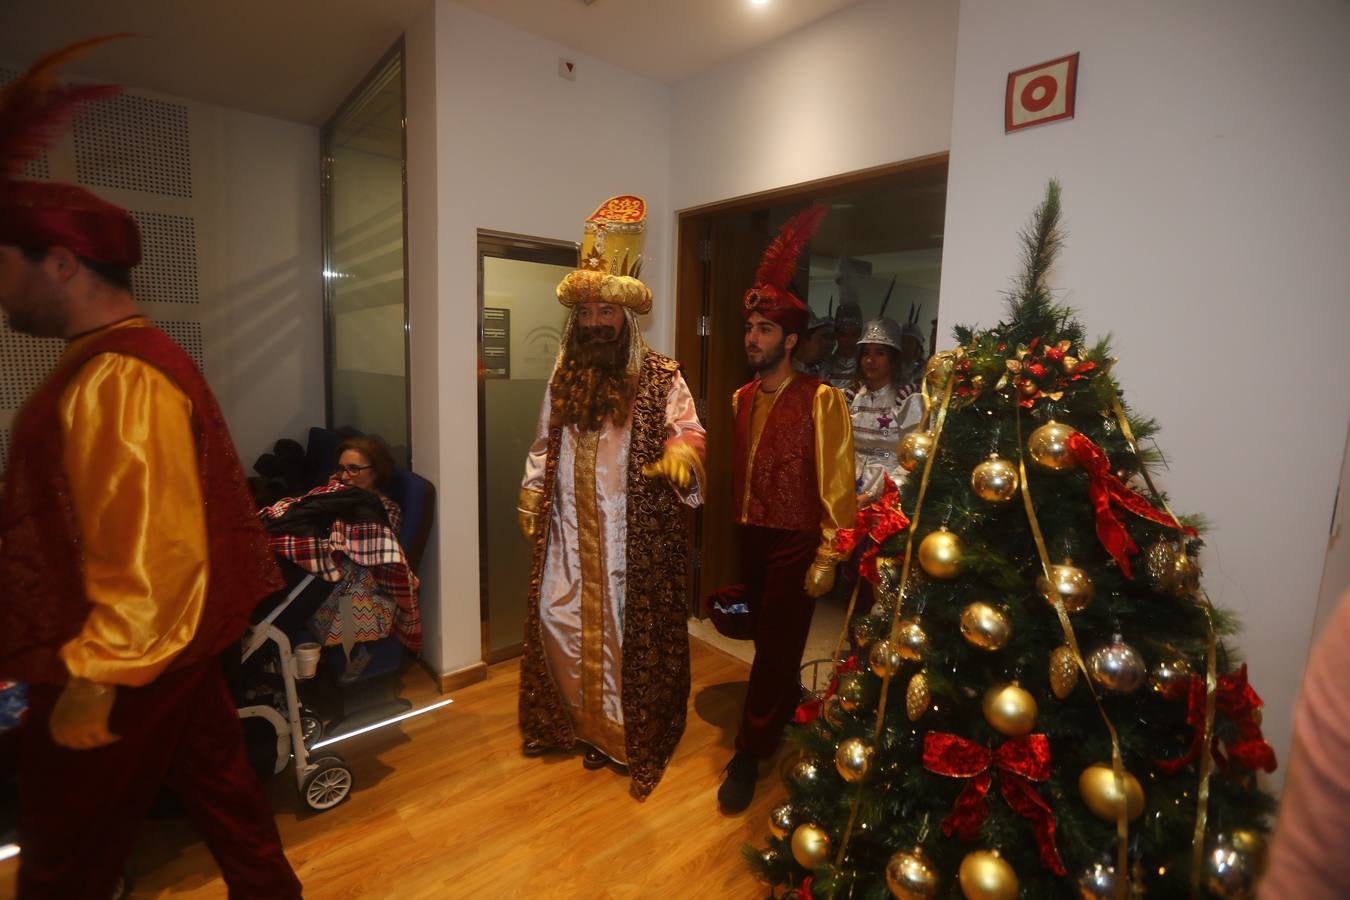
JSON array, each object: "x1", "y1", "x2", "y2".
[
  {"x1": 663, "y1": 0, "x2": 959, "y2": 341},
  {"x1": 939, "y1": 0, "x2": 1350, "y2": 783},
  {"x1": 197, "y1": 105, "x2": 325, "y2": 466},
  {"x1": 405, "y1": 1, "x2": 673, "y2": 677}
]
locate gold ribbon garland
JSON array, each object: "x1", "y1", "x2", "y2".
[
  {"x1": 1109, "y1": 397, "x2": 1218, "y2": 897},
  {"x1": 833, "y1": 374, "x2": 957, "y2": 867},
  {"x1": 1015, "y1": 404, "x2": 1130, "y2": 900}
]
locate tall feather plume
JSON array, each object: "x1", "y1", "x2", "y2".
[
  {"x1": 753, "y1": 203, "x2": 827, "y2": 292},
  {"x1": 0, "y1": 35, "x2": 128, "y2": 178}
]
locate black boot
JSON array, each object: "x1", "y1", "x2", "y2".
[{"x1": 718, "y1": 751, "x2": 759, "y2": 814}]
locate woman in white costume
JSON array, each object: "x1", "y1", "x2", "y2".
[{"x1": 849, "y1": 317, "x2": 924, "y2": 505}]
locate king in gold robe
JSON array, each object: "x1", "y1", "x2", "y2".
[{"x1": 515, "y1": 196, "x2": 706, "y2": 799}]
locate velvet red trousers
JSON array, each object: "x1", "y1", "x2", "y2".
[
  {"x1": 18, "y1": 659, "x2": 302, "y2": 900},
  {"x1": 734, "y1": 524, "x2": 820, "y2": 759}
]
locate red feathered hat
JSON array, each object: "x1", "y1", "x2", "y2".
[
  {"x1": 742, "y1": 204, "x2": 826, "y2": 337},
  {"x1": 0, "y1": 37, "x2": 141, "y2": 267}
]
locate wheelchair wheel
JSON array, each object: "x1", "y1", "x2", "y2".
[{"x1": 302, "y1": 756, "x2": 353, "y2": 811}]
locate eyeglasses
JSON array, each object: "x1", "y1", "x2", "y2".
[{"x1": 337, "y1": 464, "x2": 374, "y2": 476}]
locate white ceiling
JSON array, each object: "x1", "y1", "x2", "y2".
[{"x1": 0, "y1": 0, "x2": 862, "y2": 126}]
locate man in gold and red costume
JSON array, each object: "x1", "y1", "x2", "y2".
[
  {"x1": 715, "y1": 206, "x2": 856, "y2": 813},
  {"x1": 0, "y1": 41, "x2": 301, "y2": 899},
  {"x1": 516, "y1": 196, "x2": 706, "y2": 799}
]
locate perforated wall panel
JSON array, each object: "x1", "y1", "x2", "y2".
[
  {"x1": 0, "y1": 325, "x2": 62, "y2": 408},
  {"x1": 155, "y1": 319, "x2": 204, "y2": 369},
  {"x1": 74, "y1": 93, "x2": 192, "y2": 198},
  {"x1": 0, "y1": 428, "x2": 9, "y2": 467},
  {"x1": 0, "y1": 67, "x2": 50, "y2": 180},
  {"x1": 130, "y1": 210, "x2": 200, "y2": 303}
]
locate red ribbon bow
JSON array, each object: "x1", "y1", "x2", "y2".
[
  {"x1": 1155, "y1": 664, "x2": 1277, "y2": 775},
  {"x1": 922, "y1": 732, "x2": 1066, "y2": 875},
  {"x1": 833, "y1": 476, "x2": 910, "y2": 584},
  {"x1": 792, "y1": 655, "x2": 859, "y2": 724},
  {"x1": 1066, "y1": 432, "x2": 1197, "y2": 579}
]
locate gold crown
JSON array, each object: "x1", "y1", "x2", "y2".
[{"x1": 558, "y1": 195, "x2": 652, "y2": 312}]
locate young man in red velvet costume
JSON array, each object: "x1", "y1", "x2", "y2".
[
  {"x1": 0, "y1": 41, "x2": 301, "y2": 899},
  {"x1": 716, "y1": 206, "x2": 856, "y2": 813}
]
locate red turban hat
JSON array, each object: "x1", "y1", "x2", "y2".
[
  {"x1": 742, "y1": 204, "x2": 826, "y2": 337},
  {"x1": 0, "y1": 37, "x2": 141, "y2": 267}
]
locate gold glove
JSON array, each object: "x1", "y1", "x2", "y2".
[
  {"x1": 642, "y1": 442, "x2": 700, "y2": 493},
  {"x1": 517, "y1": 487, "x2": 545, "y2": 542},
  {"x1": 49, "y1": 677, "x2": 119, "y2": 750},
  {"x1": 804, "y1": 557, "x2": 837, "y2": 598}
]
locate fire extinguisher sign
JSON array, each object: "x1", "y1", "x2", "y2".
[{"x1": 1005, "y1": 52, "x2": 1079, "y2": 133}]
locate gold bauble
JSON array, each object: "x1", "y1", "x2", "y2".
[
  {"x1": 1228, "y1": 829, "x2": 1269, "y2": 876},
  {"x1": 886, "y1": 847, "x2": 939, "y2": 899},
  {"x1": 1076, "y1": 861, "x2": 1117, "y2": 899},
  {"x1": 787, "y1": 757, "x2": 824, "y2": 790},
  {"x1": 906, "y1": 671, "x2": 930, "y2": 721},
  {"x1": 1027, "y1": 420, "x2": 1079, "y2": 472},
  {"x1": 970, "y1": 455, "x2": 1019, "y2": 503},
  {"x1": 822, "y1": 695, "x2": 848, "y2": 727},
  {"x1": 1036, "y1": 562, "x2": 1095, "y2": 613},
  {"x1": 837, "y1": 671, "x2": 869, "y2": 712},
  {"x1": 852, "y1": 616, "x2": 882, "y2": 651},
  {"x1": 960, "y1": 602, "x2": 1012, "y2": 651},
  {"x1": 1144, "y1": 540, "x2": 1201, "y2": 597},
  {"x1": 769, "y1": 803, "x2": 799, "y2": 840},
  {"x1": 1087, "y1": 637, "x2": 1147, "y2": 694},
  {"x1": 895, "y1": 619, "x2": 929, "y2": 661},
  {"x1": 1079, "y1": 764, "x2": 1146, "y2": 822},
  {"x1": 834, "y1": 736, "x2": 875, "y2": 784},
  {"x1": 957, "y1": 850, "x2": 1018, "y2": 900},
  {"x1": 1151, "y1": 655, "x2": 1195, "y2": 701},
  {"x1": 918, "y1": 527, "x2": 963, "y2": 580},
  {"x1": 898, "y1": 431, "x2": 936, "y2": 473},
  {"x1": 1206, "y1": 830, "x2": 1266, "y2": 899},
  {"x1": 790, "y1": 823, "x2": 832, "y2": 869},
  {"x1": 1049, "y1": 644, "x2": 1080, "y2": 700},
  {"x1": 875, "y1": 555, "x2": 903, "y2": 593},
  {"x1": 869, "y1": 639, "x2": 905, "y2": 677},
  {"x1": 925, "y1": 351, "x2": 956, "y2": 390},
  {"x1": 982, "y1": 683, "x2": 1038, "y2": 736}
]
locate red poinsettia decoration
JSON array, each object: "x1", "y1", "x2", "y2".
[
  {"x1": 1000, "y1": 337, "x2": 1098, "y2": 408},
  {"x1": 832, "y1": 476, "x2": 910, "y2": 583}
]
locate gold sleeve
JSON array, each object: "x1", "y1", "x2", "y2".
[
  {"x1": 813, "y1": 384, "x2": 857, "y2": 562},
  {"x1": 57, "y1": 353, "x2": 209, "y2": 687}
]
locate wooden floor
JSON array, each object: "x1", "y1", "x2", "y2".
[{"x1": 0, "y1": 638, "x2": 788, "y2": 899}]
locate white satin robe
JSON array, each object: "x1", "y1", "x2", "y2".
[{"x1": 521, "y1": 370, "x2": 705, "y2": 763}]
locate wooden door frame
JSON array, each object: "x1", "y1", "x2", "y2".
[{"x1": 674, "y1": 152, "x2": 951, "y2": 615}]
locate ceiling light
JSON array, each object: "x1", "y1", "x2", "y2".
[{"x1": 750, "y1": 0, "x2": 770, "y2": 6}]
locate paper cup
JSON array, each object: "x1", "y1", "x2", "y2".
[{"x1": 294, "y1": 642, "x2": 321, "y2": 679}]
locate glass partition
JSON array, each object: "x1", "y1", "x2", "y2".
[
  {"x1": 321, "y1": 42, "x2": 410, "y2": 464},
  {"x1": 477, "y1": 234, "x2": 576, "y2": 662}
]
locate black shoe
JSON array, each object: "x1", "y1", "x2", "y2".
[
  {"x1": 718, "y1": 751, "x2": 758, "y2": 814},
  {"x1": 582, "y1": 748, "x2": 607, "y2": 770}
]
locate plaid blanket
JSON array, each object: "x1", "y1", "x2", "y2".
[{"x1": 260, "y1": 483, "x2": 421, "y2": 652}]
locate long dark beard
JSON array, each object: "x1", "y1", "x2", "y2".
[{"x1": 550, "y1": 322, "x2": 635, "y2": 431}]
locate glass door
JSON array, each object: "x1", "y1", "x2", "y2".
[
  {"x1": 477, "y1": 233, "x2": 577, "y2": 662},
  {"x1": 321, "y1": 41, "x2": 410, "y2": 464}
]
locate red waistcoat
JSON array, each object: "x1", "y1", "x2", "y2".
[
  {"x1": 732, "y1": 374, "x2": 821, "y2": 532},
  {"x1": 0, "y1": 324, "x2": 283, "y2": 684}
]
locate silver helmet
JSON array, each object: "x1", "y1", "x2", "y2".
[{"x1": 857, "y1": 317, "x2": 904, "y2": 352}]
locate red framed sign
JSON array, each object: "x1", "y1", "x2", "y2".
[{"x1": 1005, "y1": 52, "x2": 1079, "y2": 133}]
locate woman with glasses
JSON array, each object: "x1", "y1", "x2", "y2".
[{"x1": 309, "y1": 436, "x2": 405, "y2": 680}]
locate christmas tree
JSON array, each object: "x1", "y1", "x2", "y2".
[{"x1": 748, "y1": 182, "x2": 1278, "y2": 900}]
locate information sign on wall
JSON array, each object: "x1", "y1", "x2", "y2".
[{"x1": 1006, "y1": 52, "x2": 1079, "y2": 133}]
